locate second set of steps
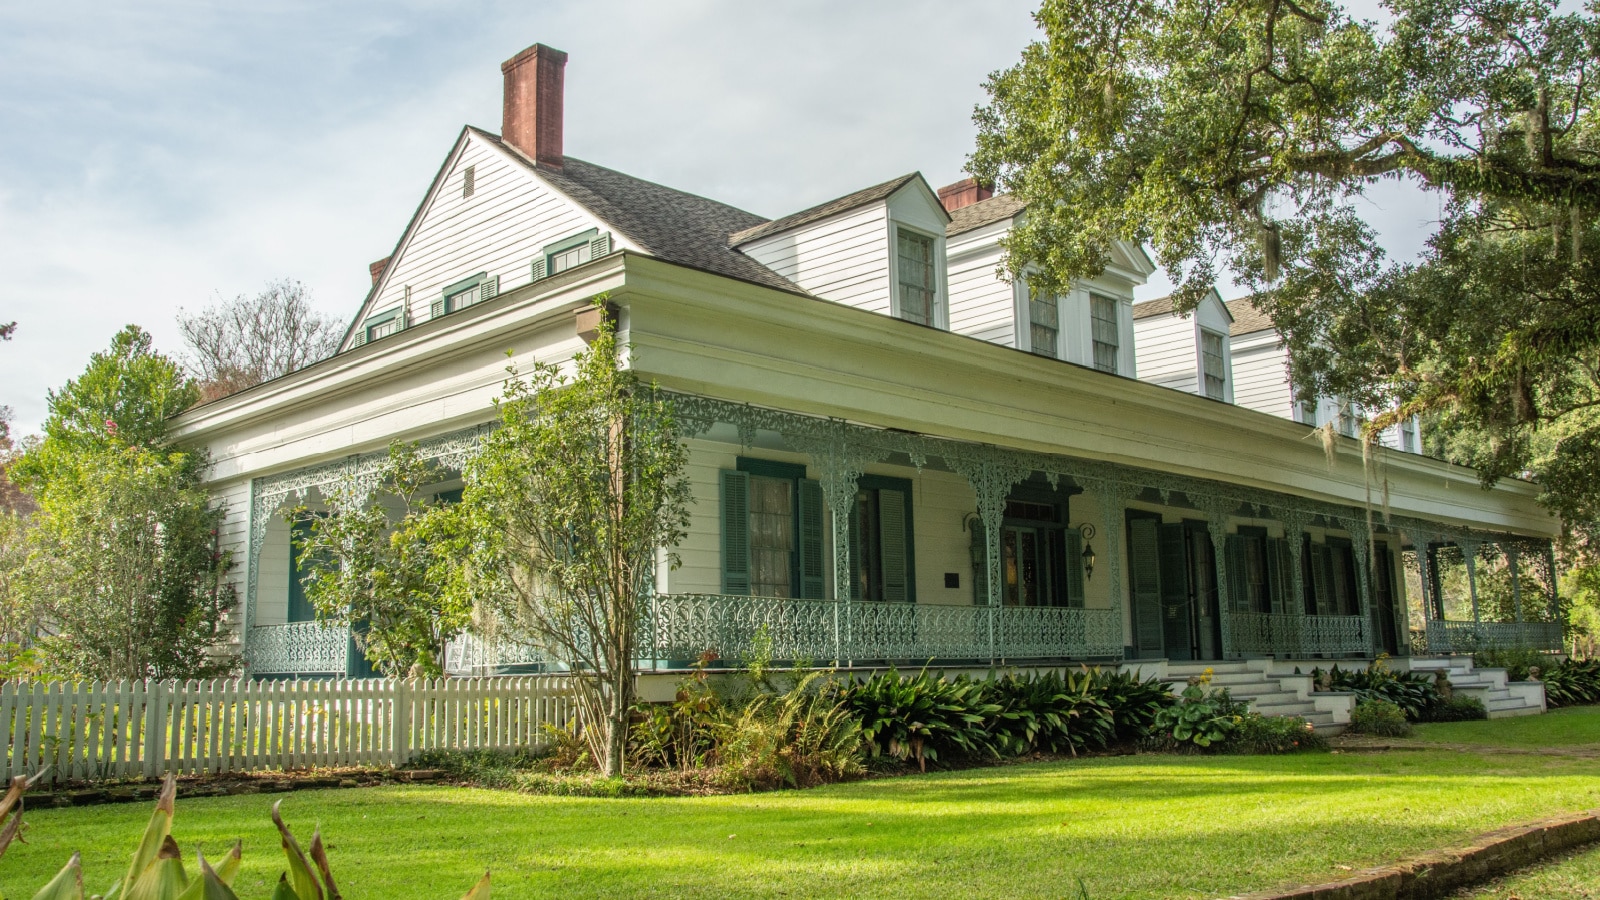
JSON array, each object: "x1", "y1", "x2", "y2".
[{"x1": 1158, "y1": 660, "x2": 1347, "y2": 734}]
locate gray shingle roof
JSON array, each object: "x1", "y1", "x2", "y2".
[
  {"x1": 1131, "y1": 295, "x2": 1179, "y2": 320},
  {"x1": 728, "y1": 173, "x2": 922, "y2": 246},
  {"x1": 1225, "y1": 296, "x2": 1276, "y2": 336},
  {"x1": 473, "y1": 128, "x2": 807, "y2": 295},
  {"x1": 946, "y1": 193, "x2": 1025, "y2": 236}
]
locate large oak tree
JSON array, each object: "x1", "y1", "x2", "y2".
[{"x1": 971, "y1": 0, "x2": 1600, "y2": 537}]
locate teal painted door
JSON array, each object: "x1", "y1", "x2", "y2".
[{"x1": 1157, "y1": 523, "x2": 1194, "y2": 660}]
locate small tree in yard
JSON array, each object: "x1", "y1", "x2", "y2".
[
  {"x1": 458, "y1": 301, "x2": 691, "y2": 776},
  {"x1": 292, "y1": 443, "x2": 470, "y2": 678},
  {"x1": 11, "y1": 325, "x2": 234, "y2": 680}
]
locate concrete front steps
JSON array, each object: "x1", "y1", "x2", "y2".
[
  {"x1": 1397, "y1": 655, "x2": 1548, "y2": 718},
  {"x1": 1150, "y1": 660, "x2": 1357, "y2": 735}
]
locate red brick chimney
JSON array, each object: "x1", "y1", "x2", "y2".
[
  {"x1": 937, "y1": 177, "x2": 993, "y2": 213},
  {"x1": 501, "y1": 43, "x2": 567, "y2": 169},
  {"x1": 369, "y1": 256, "x2": 391, "y2": 285}
]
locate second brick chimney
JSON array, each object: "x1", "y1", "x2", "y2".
[
  {"x1": 501, "y1": 43, "x2": 567, "y2": 168},
  {"x1": 937, "y1": 177, "x2": 993, "y2": 213}
]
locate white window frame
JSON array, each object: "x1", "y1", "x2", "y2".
[
  {"x1": 1199, "y1": 327, "x2": 1228, "y2": 400},
  {"x1": 890, "y1": 222, "x2": 947, "y2": 330},
  {"x1": 1089, "y1": 292, "x2": 1121, "y2": 375}
]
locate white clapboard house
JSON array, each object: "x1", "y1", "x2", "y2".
[{"x1": 172, "y1": 44, "x2": 1561, "y2": 717}]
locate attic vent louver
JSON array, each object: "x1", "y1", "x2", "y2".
[{"x1": 463, "y1": 165, "x2": 475, "y2": 198}]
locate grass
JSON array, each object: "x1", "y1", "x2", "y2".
[
  {"x1": 1412, "y1": 705, "x2": 1600, "y2": 749},
  {"x1": 1455, "y1": 843, "x2": 1600, "y2": 899},
  {"x1": 4, "y1": 749, "x2": 1600, "y2": 900}
]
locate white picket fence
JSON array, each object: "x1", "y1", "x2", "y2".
[{"x1": 0, "y1": 676, "x2": 575, "y2": 786}]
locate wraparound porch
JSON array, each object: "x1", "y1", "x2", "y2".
[{"x1": 238, "y1": 393, "x2": 1563, "y2": 678}]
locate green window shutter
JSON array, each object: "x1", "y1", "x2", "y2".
[
  {"x1": 1266, "y1": 538, "x2": 1291, "y2": 615},
  {"x1": 351, "y1": 331, "x2": 368, "y2": 348},
  {"x1": 589, "y1": 232, "x2": 612, "y2": 259},
  {"x1": 878, "y1": 488, "x2": 909, "y2": 602},
  {"x1": 970, "y1": 517, "x2": 988, "y2": 605},
  {"x1": 479, "y1": 275, "x2": 499, "y2": 303},
  {"x1": 531, "y1": 258, "x2": 547, "y2": 282},
  {"x1": 287, "y1": 519, "x2": 318, "y2": 624},
  {"x1": 430, "y1": 298, "x2": 447, "y2": 319},
  {"x1": 1130, "y1": 518, "x2": 1164, "y2": 655},
  {"x1": 720, "y1": 469, "x2": 751, "y2": 595},
  {"x1": 1225, "y1": 534, "x2": 1248, "y2": 612},
  {"x1": 797, "y1": 478, "x2": 825, "y2": 599},
  {"x1": 1311, "y1": 543, "x2": 1333, "y2": 615},
  {"x1": 1063, "y1": 527, "x2": 1086, "y2": 608}
]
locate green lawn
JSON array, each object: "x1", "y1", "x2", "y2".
[
  {"x1": 1412, "y1": 705, "x2": 1600, "y2": 749},
  {"x1": 5, "y1": 749, "x2": 1600, "y2": 900},
  {"x1": 1456, "y1": 843, "x2": 1600, "y2": 899}
]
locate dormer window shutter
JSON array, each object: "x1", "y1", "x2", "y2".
[
  {"x1": 530, "y1": 258, "x2": 547, "y2": 282},
  {"x1": 477, "y1": 275, "x2": 499, "y2": 304},
  {"x1": 430, "y1": 298, "x2": 447, "y2": 320},
  {"x1": 589, "y1": 232, "x2": 611, "y2": 259},
  {"x1": 351, "y1": 331, "x2": 368, "y2": 348}
]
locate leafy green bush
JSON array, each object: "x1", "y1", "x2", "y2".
[
  {"x1": 1541, "y1": 657, "x2": 1600, "y2": 707},
  {"x1": 1317, "y1": 661, "x2": 1440, "y2": 720},
  {"x1": 1087, "y1": 668, "x2": 1176, "y2": 743},
  {"x1": 1474, "y1": 647, "x2": 1556, "y2": 683},
  {"x1": 983, "y1": 670, "x2": 1116, "y2": 756},
  {"x1": 1227, "y1": 713, "x2": 1327, "y2": 754},
  {"x1": 712, "y1": 670, "x2": 863, "y2": 790},
  {"x1": 836, "y1": 668, "x2": 998, "y2": 769},
  {"x1": 1423, "y1": 695, "x2": 1489, "y2": 722},
  {"x1": 1348, "y1": 698, "x2": 1412, "y2": 736},
  {"x1": 1145, "y1": 676, "x2": 1245, "y2": 751}
]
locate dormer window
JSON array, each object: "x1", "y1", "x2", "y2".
[
  {"x1": 1091, "y1": 294, "x2": 1120, "y2": 374},
  {"x1": 430, "y1": 272, "x2": 499, "y2": 320},
  {"x1": 1201, "y1": 329, "x2": 1227, "y2": 400},
  {"x1": 895, "y1": 228, "x2": 937, "y2": 326},
  {"x1": 1027, "y1": 293, "x2": 1059, "y2": 359}
]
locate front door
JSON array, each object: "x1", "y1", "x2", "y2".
[{"x1": 1157, "y1": 523, "x2": 1194, "y2": 660}]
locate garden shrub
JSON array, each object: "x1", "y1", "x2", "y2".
[
  {"x1": 1316, "y1": 660, "x2": 1440, "y2": 720},
  {"x1": 1348, "y1": 698, "x2": 1412, "y2": 736},
  {"x1": 1473, "y1": 646, "x2": 1555, "y2": 682},
  {"x1": 1227, "y1": 713, "x2": 1327, "y2": 754},
  {"x1": 1541, "y1": 657, "x2": 1600, "y2": 707},
  {"x1": 1144, "y1": 673, "x2": 1246, "y2": 751},
  {"x1": 712, "y1": 670, "x2": 863, "y2": 790},
  {"x1": 836, "y1": 668, "x2": 998, "y2": 769},
  {"x1": 1087, "y1": 668, "x2": 1176, "y2": 743},
  {"x1": 1423, "y1": 695, "x2": 1489, "y2": 722},
  {"x1": 983, "y1": 670, "x2": 1116, "y2": 756}
]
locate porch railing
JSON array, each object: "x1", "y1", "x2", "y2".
[
  {"x1": 247, "y1": 622, "x2": 348, "y2": 675},
  {"x1": 250, "y1": 594, "x2": 1127, "y2": 676},
  {"x1": 1425, "y1": 620, "x2": 1562, "y2": 654},
  {"x1": 648, "y1": 593, "x2": 1124, "y2": 664},
  {"x1": 1227, "y1": 612, "x2": 1368, "y2": 658}
]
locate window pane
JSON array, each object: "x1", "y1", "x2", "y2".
[
  {"x1": 1028, "y1": 295, "x2": 1058, "y2": 358},
  {"x1": 748, "y1": 476, "x2": 794, "y2": 597},
  {"x1": 897, "y1": 230, "x2": 935, "y2": 325},
  {"x1": 549, "y1": 242, "x2": 592, "y2": 276},
  {"x1": 1201, "y1": 330, "x2": 1226, "y2": 399},
  {"x1": 1090, "y1": 294, "x2": 1119, "y2": 374}
]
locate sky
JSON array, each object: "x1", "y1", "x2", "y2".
[{"x1": 0, "y1": 0, "x2": 1437, "y2": 437}]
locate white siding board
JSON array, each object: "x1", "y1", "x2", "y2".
[
  {"x1": 741, "y1": 204, "x2": 892, "y2": 314},
  {"x1": 1133, "y1": 314, "x2": 1200, "y2": 394}
]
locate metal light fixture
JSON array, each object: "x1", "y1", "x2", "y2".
[{"x1": 1078, "y1": 523, "x2": 1097, "y2": 580}]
